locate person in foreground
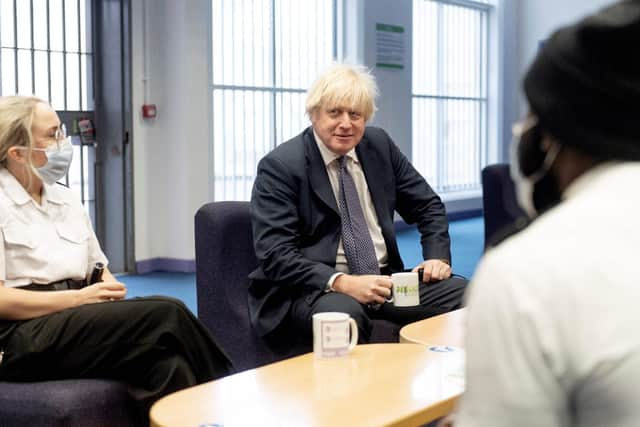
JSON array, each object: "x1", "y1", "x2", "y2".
[
  {"x1": 0, "y1": 96, "x2": 232, "y2": 421},
  {"x1": 249, "y1": 63, "x2": 467, "y2": 343},
  {"x1": 455, "y1": 1, "x2": 640, "y2": 426}
]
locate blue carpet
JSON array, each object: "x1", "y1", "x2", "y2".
[
  {"x1": 119, "y1": 216, "x2": 485, "y2": 315},
  {"x1": 396, "y1": 216, "x2": 484, "y2": 279},
  {"x1": 118, "y1": 272, "x2": 198, "y2": 314}
]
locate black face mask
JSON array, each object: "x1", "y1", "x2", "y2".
[
  {"x1": 532, "y1": 171, "x2": 562, "y2": 215},
  {"x1": 512, "y1": 120, "x2": 563, "y2": 217}
]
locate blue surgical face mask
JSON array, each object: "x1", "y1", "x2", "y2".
[{"x1": 34, "y1": 140, "x2": 74, "y2": 185}]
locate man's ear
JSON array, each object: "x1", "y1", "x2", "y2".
[{"x1": 309, "y1": 109, "x2": 319, "y2": 124}]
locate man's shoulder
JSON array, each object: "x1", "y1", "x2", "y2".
[
  {"x1": 360, "y1": 127, "x2": 397, "y2": 157},
  {"x1": 362, "y1": 126, "x2": 391, "y2": 144},
  {"x1": 263, "y1": 128, "x2": 311, "y2": 163},
  {"x1": 357, "y1": 127, "x2": 399, "y2": 164}
]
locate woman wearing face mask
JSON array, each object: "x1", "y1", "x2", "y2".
[
  {"x1": 0, "y1": 96, "x2": 232, "y2": 423},
  {"x1": 451, "y1": 1, "x2": 640, "y2": 426}
]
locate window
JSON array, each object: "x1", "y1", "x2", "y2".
[
  {"x1": 0, "y1": 0, "x2": 93, "y2": 110},
  {"x1": 211, "y1": 0, "x2": 337, "y2": 201},
  {"x1": 0, "y1": 0, "x2": 95, "y2": 221},
  {"x1": 412, "y1": 0, "x2": 491, "y2": 195}
]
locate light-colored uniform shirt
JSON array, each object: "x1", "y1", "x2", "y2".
[
  {"x1": 0, "y1": 168, "x2": 107, "y2": 288},
  {"x1": 457, "y1": 162, "x2": 640, "y2": 427},
  {"x1": 313, "y1": 131, "x2": 389, "y2": 277}
]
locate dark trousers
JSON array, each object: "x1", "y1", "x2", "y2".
[
  {"x1": 0, "y1": 296, "x2": 232, "y2": 420},
  {"x1": 290, "y1": 275, "x2": 467, "y2": 343}
]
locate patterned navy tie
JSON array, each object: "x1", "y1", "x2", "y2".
[{"x1": 338, "y1": 156, "x2": 380, "y2": 275}]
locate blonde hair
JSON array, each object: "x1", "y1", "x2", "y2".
[
  {"x1": 0, "y1": 96, "x2": 48, "y2": 187},
  {"x1": 305, "y1": 63, "x2": 378, "y2": 122}
]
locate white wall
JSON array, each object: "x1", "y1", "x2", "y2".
[
  {"x1": 361, "y1": 0, "x2": 413, "y2": 157},
  {"x1": 131, "y1": 0, "x2": 211, "y2": 269},
  {"x1": 498, "y1": 0, "x2": 519, "y2": 162}
]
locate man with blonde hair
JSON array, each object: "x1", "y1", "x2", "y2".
[{"x1": 249, "y1": 64, "x2": 466, "y2": 342}]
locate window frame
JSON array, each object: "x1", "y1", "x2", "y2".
[
  {"x1": 411, "y1": 0, "x2": 493, "y2": 197},
  {"x1": 209, "y1": 0, "x2": 339, "y2": 202}
]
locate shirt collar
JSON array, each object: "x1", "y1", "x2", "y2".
[
  {"x1": 0, "y1": 167, "x2": 32, "y2": 205},
  {"x1": 43, "y1": 182, "x2": 66, "y2": 205},
  {"x1": 312, "y1": 129, "x2": 359, "y2": 167},
  {"x1": 0, "y1": 167, "x2": 66, "y2": 206},
  {"x1": 562, "y1": 161, "x2": 621, "y2": 201}
]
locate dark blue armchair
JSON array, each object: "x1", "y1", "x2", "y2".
[
  {"x1": 195, "y1": 201, "x2": 401, "y2": 372},
  {"x1": 481, "y1": 163, "x2": 527, "y2": 248}
]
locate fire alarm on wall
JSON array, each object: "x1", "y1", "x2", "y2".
[{"x1": 142, "y1": 104, "x2": 157, "y2": 119}]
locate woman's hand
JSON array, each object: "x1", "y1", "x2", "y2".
[
  {"x1": 78, "y1": 281, "x2": 127, "y2": 304},
  {"x1": 0, "y1": 279, "x2": 126, "y2": 320}
]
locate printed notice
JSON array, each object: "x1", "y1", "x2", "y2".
[{"x1": 376, "y1": 23, "x2": 405, "y2": 70}]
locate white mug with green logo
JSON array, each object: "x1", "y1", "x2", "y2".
[{"x1": 389, "y1": 272, "x2": 420, "y2": 307}]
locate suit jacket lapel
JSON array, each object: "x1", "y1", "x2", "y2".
[{"x1": 304, "y1": 129, "x2": 340, "y2": 215}]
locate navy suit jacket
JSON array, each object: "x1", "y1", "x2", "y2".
[{"x1": 249, "y1": 126, "x2": 451, "y2": 336}]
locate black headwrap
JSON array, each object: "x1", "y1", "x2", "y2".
[{"x1": 524, "y1": 0, "x2": 640, "y2": 161}]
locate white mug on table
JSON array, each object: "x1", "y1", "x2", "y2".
[{"x1": 312, "y1": 312, "x2": 358, "y2": 359}]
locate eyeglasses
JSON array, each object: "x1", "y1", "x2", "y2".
[
  {"x1": 30, "y1": 124, "x2": 68, "y2": 152},
  {"x1": 51, "y1": 124, "x2": 67, "y2": 142}
]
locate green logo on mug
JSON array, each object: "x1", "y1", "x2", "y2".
[{"x1": 397, "y1": 285, "x2": 418, "y2": 296}]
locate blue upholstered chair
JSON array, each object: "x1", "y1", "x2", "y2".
[
  {"x1": 0, "y1": 379, "x2": 138, "y2": 426},
  {"x1": 195, "y1": 201, "x2": 401, "y2": 372},
  {"x1": 481, "y1": 163, "x2": 527, "y2": 248}
]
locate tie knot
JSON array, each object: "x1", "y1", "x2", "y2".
[{"x1": 337, "y1": 156, "x2": 347, "y2": 169}]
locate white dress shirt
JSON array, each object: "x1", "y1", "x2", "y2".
[
  {"x1": 313, "y1": 131, "x2": 389, "y2": 276},
  {"x1": 457, "y1": 162, "x2": 640, "y2": 427},
  {"x1": 0, "y1": 167, "x2": 108, "y2": 287}
]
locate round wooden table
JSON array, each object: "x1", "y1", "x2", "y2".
[
  {"x1": 150, "y1": 343, "x2": 464, "y2": 427},
  {"x1": 399, "y1": 308, "x2": 467, "y2": 347}
]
